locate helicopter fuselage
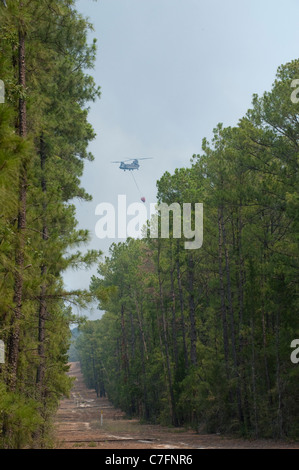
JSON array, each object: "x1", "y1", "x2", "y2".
[{"x1": 120, "y1": 160, "x2": 140, "y2": 171}]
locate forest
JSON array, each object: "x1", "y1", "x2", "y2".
[
  {"x1": 0, "y1": 0, "x2": 101, "y2": 448},
  {"x1": 0, "y1": 0, "x2": 298, "y2": 450},
  {"x1": 76, "y1": 60, "x2": 299, "y2": 439}
]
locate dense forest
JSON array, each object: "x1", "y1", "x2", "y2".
[
  {"x1": 0, "y1": 0, "x2": 298, "y2": 451},
  {"x1": 0, "y1": 1, "x2": 101, "y2": 448},
  {"x1": 76, "y1": 60, "x2": 299, "y2": 439}
]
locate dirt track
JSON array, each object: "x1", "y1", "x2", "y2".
[{"x1": 54, "y1": 362, "x2": 298, "y2": 449}]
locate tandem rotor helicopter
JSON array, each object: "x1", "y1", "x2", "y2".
[
  {"x1": 111, "y1": 158, "x2": 153, "y2": 202},
  {"x1": 111, "y1": 157, "x2": 153, "y2": 172}
]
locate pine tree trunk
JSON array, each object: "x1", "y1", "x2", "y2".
[
  {"x1": 36, "y1": 276, "x2": 47, "y2": 388},
  {"x1": 250, "y1": 315, "x2": 259, "y2": 437},
  {"x1": 275, "y1": 310, "x2": 283, "y2": 437},
  {"x1": 7, "y1": 27, "x2": 27, "y2": 392},
  {"x1": 262, "y1": 309, "x2": 272, "y2": 404},
  {"x1": 176, "y1": 241, "x2": 188, "y2": 370},
  {"x1": 187, "y1": 253, "x2": 197, "y2": 367},
  {"x1": 134, "y1": 296, "x2": 148, "y2": 360},
  {"x1": 120, "y1": 304, "x2": 129, "y2": 381},
  {"x1": 217, "y1": 208, "x2": 229, "y2": 378},
  {"x1": 92, "y1": 351, "x2": 98, "y2": 397},
  {"x1": 261, "y1": 246, "x2": 272, "y2": 406},
  {"x1": 236, "y1": 204, "x2": 250, "y2": 429},
  {"x1": 138, "y1": 322, "x2": 149, "y2": 420},
  {"x1": 129, "y1": 311, "x2": 135, "y2": 361},
  {"x1": 134, "y1": 296, "x2": 149, "y2": 419},
  {"x1": 36, "y1": 135, "x2": 48, "y2": 396},
  {"x1": 220, "y1": 210, "x2": 244, "y2": 426},
  {"x1": 237, "y1": 205, "x2": 244, "y2": 352},
  {"x1": 157, "y1": 243, "x2": 178, "y2": 426},
  {"x1": 170, "y1": 244, "x2": 178, "y2": 371}
]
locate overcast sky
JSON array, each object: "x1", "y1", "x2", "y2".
[{"x1": 64, "y1": 0, "x2": 299, "y2": 320}]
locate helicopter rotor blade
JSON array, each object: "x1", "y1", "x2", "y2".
[{"x1": 111, "y1": 157, "x2": 154, "y2": 164}]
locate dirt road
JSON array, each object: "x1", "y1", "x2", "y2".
[{"x1": 54, "y1": 362, "x2": 298, "y2": 449}]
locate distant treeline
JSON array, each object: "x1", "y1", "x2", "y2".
[
  {"x1": 68, "y1": 328, "x2": 80, "y2": 362},
  {"x1": 0, "y1": 1, "x2": 100, "y2": 448},
  {"x1": 76, "y1": 61, "x2": 299, "y2": 439}
]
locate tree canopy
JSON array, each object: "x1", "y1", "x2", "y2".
[
  {"x1": 0, "y1": 0, "x2": 101, "y2": 448},
  {"x1": 77, "y1": 60, "x2": 299, "y2": 439}
]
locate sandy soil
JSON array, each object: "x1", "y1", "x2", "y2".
[{"x1": 54, "y1": 362, "x2": 298, "y2": 449}]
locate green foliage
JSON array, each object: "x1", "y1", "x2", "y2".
[
  {"x1": 78, "y1": 59, "x2": 299, "y2": 439},
  {"x1": 0, "y1": 383, "x2": 43, "y2": 449},
  {"x1": 0, "y1": 0, "x2": 101, "y2": 448}
]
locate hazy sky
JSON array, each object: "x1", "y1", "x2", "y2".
[{"x1": 64, "y1": 0, "x2": 299, "y2": 319}]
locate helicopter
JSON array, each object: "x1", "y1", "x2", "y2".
[{"x1": 111, "y1": 158, "x2": 153, "y2": 171}]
